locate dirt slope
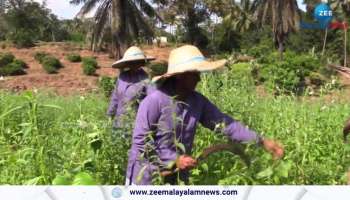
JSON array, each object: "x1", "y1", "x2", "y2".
[{"x1": 0, "y1": 43, "x2": 171, "y2": 95}]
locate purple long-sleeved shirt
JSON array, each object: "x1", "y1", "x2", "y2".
[
  {"x1": 126, "y1": 83, "x2": 259, "y2": 185},
  {"x1": 107, "y1": 68, "x2": 154, "y2": 127}
]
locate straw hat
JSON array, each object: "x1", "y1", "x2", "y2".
[
  {"x1": 112, "y1": 46, "x2": 155, "y2": 69},
  {"x1": 152, "y1": 45, "x2": 227, "y2": 82}
]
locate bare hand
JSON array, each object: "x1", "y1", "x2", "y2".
[
  {"x1": 262, "y1": 138, "x2": 284, "y2": 159},
  {"x1": 176, "y1": 155, "x2": 197, "y2": 170}
]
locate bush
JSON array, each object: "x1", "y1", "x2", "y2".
[
  {"x1": 256, "y1": 51, "x2": 323, "y2": 95},
  {"x1": 83, "y1": 64, "x2": 96, "y2": 76},
  {"x1": 13, "y1": 59, "x2": 28, "y2": 68},
  {"x1": 82, "y1": 57, "x2": 98, "y2": 68},
  {"x1": 41, "y1": 56, "x2": 62, "y2": 74},
  {"x1": 0, "y1": 53, "x2": 15, "y2": 67},
  {"x1": 0, "y1": 62, "x2": 26, "y2": 76},
  {"x1": 309, "y1": 72, "x2": 327, "y2": 86},
  {"x1": 34, "y1": 52, "x2": 50, "y2": 63},
  {"x1": 98, "y1": 76, "x2": 116, "y2": 97},
  {"x1": 82, "y1": 57, "x2": 98, "y2": 76},
  {"x1": 34, "y1": 52, "x2": 62, "y2": 74},
  {"x1": 9, "y1": 30, "x2": 35, "y2": 48},
  {"x1": 66, "y1": 53, "x2": 82, "y2": 63},
  {"x1": 147, "y1": 62, "x2": 167, "y2": 78},
  {"x1": 246, "y1": 44, "x2": 273, "y2": 59}
]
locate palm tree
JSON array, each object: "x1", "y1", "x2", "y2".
[
  {"x1": 70, "y1": 0, "x2": 162, "y2": 59},
  {"x1": 221, "y1": 0, "x2": 256, "y2": 33},
  {"x1": 253, "y1": 0, "x2": 301, "y2": 60}
]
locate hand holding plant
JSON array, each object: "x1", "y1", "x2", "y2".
[
  {"x1": 176, "y1": 155, "x2": 197, "y2": 170},
  {"x1": 262, "y1": 138, "x2": 284, "y2": 159}
]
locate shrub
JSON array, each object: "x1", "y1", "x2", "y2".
[
  {"x1": 41, "y1": 56, "x2": 62, "y2": 74},
  {"x1": 246, "y1": 44, "x2": 272, "y2": 59},
  {"x1": 0, "y1": 62, "x2": 26, "y2": 76},
  {"x1": 82, "y1": 57, "x2": 98, "y2": 68},
  {"x1": 98, "y1": 76, "x2": 116, "y2": 97},
  {"x1": 66, "y1": 53, "x2": 82, "y2": 63},
  {"x1": 42, "y1": 64, "x2": 57, "y2": 74},
  {"x1": 0, "y1": 53, "x2": 15, "y2": 67},
  {"x1": 13, "y1": 59, "x2": 28, "y2": 68},
  {"x1": 147, "y1": 62, "x2": 167, "y2": 78},
  {"x1": 83, "y1": 64, "x2": 96, "y2": 76},
  {"x1": 256, "y1": 51, "x2": 323, "y2": 95},
  {"x1": 82, "y1": 57, "x2": 98, "y2": 76},
  {"x1": 309, "y1": 72, "x2": 327, "y2": 86},
  {"x1": 9, "y1": 30, "x2": 35, "y2": 48},
  {"x1": 34, "y1": 52, "x2": 50, "y2": 63}
]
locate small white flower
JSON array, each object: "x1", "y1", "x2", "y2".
[
  {"x1": 0, "y1": 76, "x2": 4, "y2": 81},
  {"x1": 78, "y1": 119, "x2": 88, "y2": 128},
  {"x1": 33, "y1": 88, "x2": 38, "y2": 93},
  {"x1": 80, "y1": 96, "x2": 85, "y2": 101}
]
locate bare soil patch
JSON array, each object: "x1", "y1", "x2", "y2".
[{"x1": 0, "y1": 43, "x2": 171, "y2": 95}]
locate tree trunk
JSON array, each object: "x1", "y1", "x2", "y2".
[
  {"x1": 322, "y1": 28, "x2": 328, "y2": 56},
  {"x1": 184, "y1": 6, "x2": 197, "y2": 44},
  {"x1": 111, "y1": 0, "x2": 119, "y2": 58},
  {"x1": 344, "y1": 22, "x2": 347, "y2": 67},
  {"x1": 279, "y1": 42, "x2": 283, "y2": 61},
  {"x1": 111, "y1": 0, "x2": 127, "y2": 59}
]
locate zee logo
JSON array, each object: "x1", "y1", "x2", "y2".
[
  {"x1": 301, "y1": 3, "x2": 333, "y2": 29},
  {"x1": 318, "y1": 10, "x2": 332, "y2": 17}
]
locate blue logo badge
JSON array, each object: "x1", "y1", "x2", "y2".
[
  {"x1": 111, "y1": 187, "x2": 123, "y2": 198},
  {"x1": 301, "y1": 3, "x2": 333, "y2": 29}
]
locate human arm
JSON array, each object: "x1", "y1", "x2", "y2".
[{"x1": 199, "y1": 95, "x2": 283, "y2": 159}]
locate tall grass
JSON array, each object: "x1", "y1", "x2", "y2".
[{"x1": 0, "y1": 63, "x2": 349, "y2": 184}]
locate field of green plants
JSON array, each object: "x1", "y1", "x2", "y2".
[{"x1": 0, "y1": 62, "x2": 349, "y2": 185}]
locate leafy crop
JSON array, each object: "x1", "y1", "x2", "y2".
[
  {"x1": 82, "y1": 57, "x2": 98, "y2": 76},
  {"x1": 34, "y1": 52, "x2": 62, "y2": 74}
]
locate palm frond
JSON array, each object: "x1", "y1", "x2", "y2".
[
  {"x1": 77, "y1": 0, "x2": 101, "y2": 17},
  {"x1": 133, "y1": 0, "x2": 163, "y2": 21},
  {"x1": 91, "y1": 0, "x2": 111, "y2": 48}
]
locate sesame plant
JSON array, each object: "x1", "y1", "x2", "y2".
[{"x1": 0, "y1": 63, "x2": 349, "y2": 185}]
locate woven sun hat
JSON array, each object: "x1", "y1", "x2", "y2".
[
  {"x1": 152, "y1": 45, "x2": 227, "y2": 82},
  {"x1": 112, "y1": 46, "x2": 155, "y2": 69}
]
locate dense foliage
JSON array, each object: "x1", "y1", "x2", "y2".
[
  {"x1": 66, "y1": 53, "x2": 82, "y2": 63},
  {"x1": 0, "y1": 52, "x2": 26, "y2": 76},
  {"x1": 82, "y1": 57, "x2": 98, "y2": 76},
  {"x1": 34, "y1": 52, "x2": 62, "y2": 74}
]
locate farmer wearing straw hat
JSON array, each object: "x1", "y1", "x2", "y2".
[
  {"x1": 125, "y1": 45, "x2": 284, "y2": 185},
  {"x1": 107, "y1": 46, "x2": 156, "y2": 128}
]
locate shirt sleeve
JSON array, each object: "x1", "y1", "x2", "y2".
[
  {"x1": 106, "y1": 82, "x2": 118, "y2": 116},
  {"x1": 132, "y1": 94, "x2": 160, "y2": 151},
  {"x1": 199, "y1": 94, "x2": 259, "y2": 143}
]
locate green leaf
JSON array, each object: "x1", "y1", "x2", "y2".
[
  {"x1": 275, "y1": 161, "x2": 292, "y2": 178},
  {"x1": 89, "y1": 138, "x2": 102, "y2": 152},
  {"x1": 257, "y1": 167, "x2": 273, "y2": 178},
  {"x1": 73, "y1": 172, "x2": 97, "y2": 185},
  {"x1": 0, "y1": 106, "x2": 23, "y2": 120},
  {"x1": 175, "y1": 142, "x2": 186, "y2": 153},
  {"x1": 166, "y1": 160, "x2": 176, "y2": 169},
  {"x1": 24, "y1": 176, "x2": 43, "y2": 185},
  {"x1": 201, "y1": 163, "x2": 209, "y2": 173},
  {"x1": 52, "y1": 175, "x2": 71, "y2": 185},
  {"x1": 41, "y1": 104, "x2": 63, "y2": 110},
  {"x1": 136, "y1": 165, "x2": 148, "y2": 184}
]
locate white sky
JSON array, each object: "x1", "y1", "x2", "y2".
[{"x1": 32, "y1": 0, "x2": 307, "y2": 20}]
